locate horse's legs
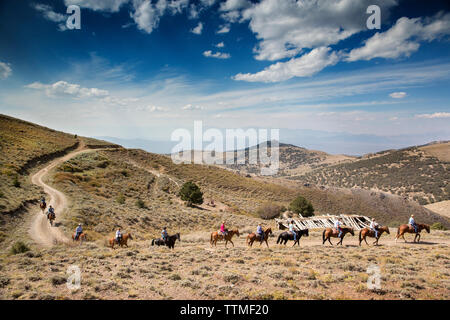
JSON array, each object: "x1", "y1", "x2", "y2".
[
  {"x1": 364, "y1": 237, "x2": 369, "y2": 246},
  {"x1": 328, "y1": 237, "x2": 333, "y2": 245},
  {"x1": 229, "y1": 239, "x2": 234, "y2": 247},
  {"x1": 265, "y1": 240, "x2": 269, "y2": 248}
]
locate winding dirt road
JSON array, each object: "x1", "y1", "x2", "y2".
[{"x1": 29, "y1": 147, "x2": 97, "y2": 247}]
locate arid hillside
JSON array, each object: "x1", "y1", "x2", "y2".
[
  {"x1": 290, "y1": 143, "x2": 449, "y2": 205},
  {"x1": 0, "y1": 114, "x2": 449, "y2": 301}
]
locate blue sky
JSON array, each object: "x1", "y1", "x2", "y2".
[{"x1": 0, "y1": 0, "x2": 449, "y2": 155}]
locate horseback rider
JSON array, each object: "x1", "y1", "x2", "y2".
[
  {"x1": 220, "y1": 221, "x2": 228, "y2": 237},
  {"x1": 409, "y1": 214, "x2": 418, "y2": 233},
  {"x1": 334, "y1": 218, "x2": 343, "y2": 238},
  {"x1": 75, "y1": 223, "x2": 83, "y2": 240},
  {"x1": 47, "y1": 205, "x2": 55, "y2": 218},
  {"x1": 161, "y1": 227, "x2": 168, "y2": 243},
  {"x1": 257, "y1": 223, "x2": 264, "y2": 243},
  {"x1": 289, "y1": 220, "x2": 297, "y2": 242},
  {"x1": 115, "y1": 228, "x2": 122, "y2": 244},
  {"x1": 40, "y1": 196, "x2": 46, "y2": 205},
  {"x1": 370, "y1": 218, "x2": 379, "y2": 238}
]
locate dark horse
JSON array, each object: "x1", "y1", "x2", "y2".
[
  {"x1": 277, "y1": 229, "x2": 309, "y2": 246},
  {"x1": 152, "y1": 233, "x2": 180, "y2": 249}
]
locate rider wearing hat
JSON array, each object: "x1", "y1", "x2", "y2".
[
  {"x1": 409, "y1": 214, "x2": 418, "y2": 233},
  {"x1": 116, "y1": 228, "x2": 122, "y2": 244},
  {"x1": 334, "y1": 218, "x2": 343, "y2": 238},
  {"x1": 370, "y1": 218, "x2": 379, "y2": 238}
]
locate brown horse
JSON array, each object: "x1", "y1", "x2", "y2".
[
  {"x1": 40, "y1": 202, "x2": 46, "y2": 213},
  {"x1": 359, "y1": 226, "x2": 390, "y2": 246},
  {"x1": 72, "y1": 233, "x2": 87, "y2": 245},
  {"x1": 109, "y1": 233, "x2": 133, "y2": 249},
  {"x1": 247, "y1": 228, "x2": 273, "y2": 248},
  {"x1": 210, "y1": 229, "x2": 240, "y2": 248},
  {"x1": 323, "y1": 226, "x2": 354, "y2": 245},
  {"x1": 396, "y1": 224, "x2": 430, "y2": 243},
  {"x1": 47, "y1": 212, "x2": 55, "y2": 226}
]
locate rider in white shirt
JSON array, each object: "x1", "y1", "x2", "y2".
[
  {"x1": 334, "y1": 219, "x2": 343, "y2": 238},
  {"x1": 370, "y1": 218, "x2": 379, "y2": 238},
  {"x1": 289, "y1": 220, "x2": 297, "y2": 241},
  {"x1": 409, "y1": 214, "x2": 417, "y2": 233},
  {"x1": 115, "y1": 228, "x2": 122, "y2": 244}
]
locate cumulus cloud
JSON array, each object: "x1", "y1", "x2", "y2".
[
  {"x1": 215, "y1": 42, "x2": 225, "y2": 48},
  {"x1": 191, "y1": 22, "x2": 203, "y2": 34},
  {"x1": 416, "y1": 112, "x2": 450, "y2": 119},
  {"x1": 241, "y1": 0, "x2": 398, "y2": 61},
  {"x1": 219, "y1": 0, "x2": 251, "y2": 22},
  {"x1": 25, "y1": 81, "x2": 109, "y2": 98},
  {"x1": 0, "y1": 61, "x2": 12, "y2": 80},
  {"x1": 233, "y1": 47, "x2": 338, "y2": 83},
  {"x1": 347, "y1": 13, "x2": 450, "y2": 61},
  {"x1": 203, "y1": 50, "x2": 231, "y2": 59},
  {"x1": 389, "y1": 92, "x2": 407, "y2": 99}
]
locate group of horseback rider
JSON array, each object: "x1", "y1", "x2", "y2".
[
  {"x1": 219, "y1": 221, "x2": 267, "y2": 243},
  {"x1": 40, "y1": 195, "x2": 423, "y2": 245},
  {"x1": 41, "y1": 196, "x2": 55, "y2": 220}
]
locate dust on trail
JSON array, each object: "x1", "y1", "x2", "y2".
[{"x1": 29, "y1": 147, "x2": 99, "y2": 247}]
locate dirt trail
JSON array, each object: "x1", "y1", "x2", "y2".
[{"x1": 29, "y1": 147, "x2": 99, "y2": 247}]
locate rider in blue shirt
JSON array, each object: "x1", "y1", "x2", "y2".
[
  {"x1": 409, "y1": 215, "x2": 418, "y2": 233},
  {"x1": 162, "y1": 227, "x2": 168, "y2": 242},
  {"x1": 75, "y1": 224, "x2": 83, "y2": 240},
  {"x1": 257, "y1": 224, "x2": 264, "y2": 243}
]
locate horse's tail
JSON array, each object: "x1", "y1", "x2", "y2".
[
  {"x1": 358, "y1": 229, "x2": 362, "y2": 243},
  {"x1": 396, "y1": 227, "x2": 400, "y2": 237},
  {"x1": 277, "y1": 234, "x2": 281, "y2": 244},
  {"x1": 246, "y1": 235, "x2": 250, "y2": 245},
  {"x1": 151, "y1": 239, "x2": 155, "y2": 246},
  {"x1": 210, "y1": 233, "x2": 213, "y2": 245},
  {"x1": 322, "y1": 229, "x2": 326, "y2": 242}
]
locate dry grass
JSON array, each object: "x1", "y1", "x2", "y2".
[{"x1": 0, "y1": 230, "x2": 448, "y2": 300}]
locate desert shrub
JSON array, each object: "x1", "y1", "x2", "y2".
[
  {"x1": 257, "y1": 202, "x2": 282, "y2": 220},
  {"x1": 0, "y1": 191, "x2": 3, "y2": 198},
  {"x1": 431, "y1": 222, "x2": 447, "y2": 231},
  {"x1": 289, "y1": 195, "x2": 314, "y2": 217},
  {"x1": 10, "y1": 241, "x2": 30, "y2": 255},
  {"x1": 116, "y1": 194, "x2": 126, "y2": 204},
  {"x1": 13, "y1": 176, "x2": 21, "y2": 188},
  {"x1": 178, "y1": 181, "x2": 203, "y2": 207},
  {"x1": 136, "y1": 199, "x2": 145, "y2": 209}
]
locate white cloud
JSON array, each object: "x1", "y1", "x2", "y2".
[
  {"x1": 182, "y1": 104, "x2": 205, "y2": 110},
  {"x1": 64, "y1": 0, "x2": 130, "y2": 12},
  {"x1": 389, "y1": 92, "x2": 407, "y2": 99},
  {"x1": 0, "y1": 61, "x2": 12, "y2": 80},
  {"x1": 216, "y1": 24, "x2": 230, "y2": 34},
  {"x1": 130, "y1": 0, "x2": 189, "y2": 34},
  {"x1": 233, "y1": 47, "x2": 338, "y2": 83},
  {"x1": 215, "y1": 42, "x2": 225, "y2": 48},
  {"x1": 191, "y1": 22, "x2": 203, "y2": 35},
  {"x1": 32, "y1": 3, "x2": 68, "y2": 31},
  {"x1": 241, "y1": 0, "x2": 398, "y2": 61},
  {"x1": 144, "y1": 105, "x2": 167, "y2": 112},
  {"x1": 347, "y1": 13, "x2": 450, "y2": 61},
  {"x1": 101, "y1": 96, "x2": 139, "y2": 106},
  {"x1": 25, "y1": 81, "x2": 109, "y2": 98},
  {"x1": 33, "y1": 3, "x2": 66, "y2": 22},
  {"x1": 203, "y1": 50, "x2": 231, "y2": 59},
  {"x1": 219, "y1": 0, "x2": 251, "y2": 22},
  {"x1": 416, "y1": 112, "x2": 450, "y2": 119}
]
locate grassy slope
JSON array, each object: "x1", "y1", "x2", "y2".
[{"x1": 0, "y1": 114, "x2": 79, "y2": 214}]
